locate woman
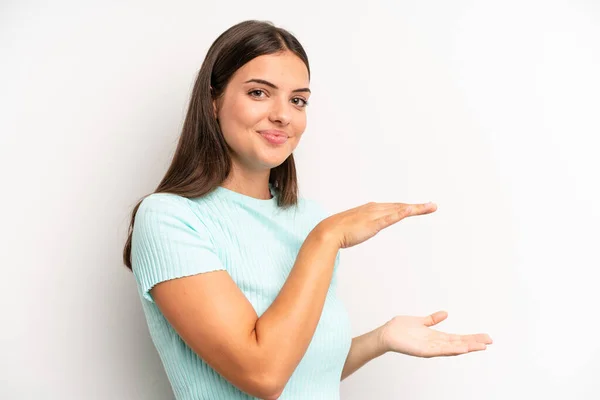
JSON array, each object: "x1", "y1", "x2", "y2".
[{"x1": 122, "y1": 20, "x2": 492, "y2": 400}]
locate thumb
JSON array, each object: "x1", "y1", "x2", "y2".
[{"x1": 424, "y1": 310, "x2": 448, "y2": 327}]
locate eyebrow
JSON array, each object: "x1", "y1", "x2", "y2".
[{"x1": 244, "y1": 78, "x2": 311, "y2": 94}]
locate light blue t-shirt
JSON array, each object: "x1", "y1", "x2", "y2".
[{"x1": 131, "y1": 184, "x2": 352, "y2": 399}]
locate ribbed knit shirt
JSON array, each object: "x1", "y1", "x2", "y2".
[{"x1": 130, "y1": 184, "x2": 352, "y2": 399}]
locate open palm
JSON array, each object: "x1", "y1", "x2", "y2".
[{"x1": 380, "y1": 311, "x2": 493, "y2": 358}]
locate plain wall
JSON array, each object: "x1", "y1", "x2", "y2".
[{"x1": 2, "y1": 0, "x2": 599, "y2": 398}]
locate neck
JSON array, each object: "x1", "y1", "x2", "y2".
[{"x1": 221, "y1": 164, "x2": 272, "y2": 200}]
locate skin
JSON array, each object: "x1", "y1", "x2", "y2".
[
  {"x1": 341, "y1": 311, "x2": 493, "y2": 380},
  {"x1": 213, "y1": 50, "x2": 310, "y2": 199}
]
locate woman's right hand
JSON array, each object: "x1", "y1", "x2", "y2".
[{"x1": 317, "y1": 201, "x2": 438, "y2": 249}]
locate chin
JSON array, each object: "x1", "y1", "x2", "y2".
[
  {"x1": 257, "y1": 146, "x2": 293, "y2": 166},
  {"x1": 260, "y1": 157, "x2": 289, "y2": 169},
  {"x1": 255, "y1": 151, "x2": 290, "y2": 168}
]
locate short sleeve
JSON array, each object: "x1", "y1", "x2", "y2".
[{"x1": 131, "y1": 193, "x2": 226, "y2": 303}]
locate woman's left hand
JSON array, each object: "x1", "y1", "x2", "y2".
[{"x1": 379, "y1": 311, "x2": 493, "y2": 358}]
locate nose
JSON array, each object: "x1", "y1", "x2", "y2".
[{"x1": 269, "y1": 97, "x2": 291, "y2": 125}]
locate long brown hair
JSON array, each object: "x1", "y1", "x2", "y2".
[{"x1": 122, "y1": 20, "x2": 310, "y2": 270}]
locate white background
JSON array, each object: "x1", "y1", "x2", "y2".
[{"x1": 2, "y1": 0, "x2": 599, "y2": 399}]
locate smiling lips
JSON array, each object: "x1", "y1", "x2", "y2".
[{"x1": 258, "y1": 130, "x2": 288, "y2": 145}]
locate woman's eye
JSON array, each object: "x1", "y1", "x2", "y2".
[
  {"x1": 249, "y1": 89, "x2": 266, "y2": 98},
  {"x1": 292, "y1": 97, "x2": 308, "y2": 107}
]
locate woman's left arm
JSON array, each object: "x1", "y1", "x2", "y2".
[
  {"x1": 341, "y1": 311, "x2": 493, "y2": 381},
  {"x1": 341, "y1": 326, "x2": 387, "y2": 381}
]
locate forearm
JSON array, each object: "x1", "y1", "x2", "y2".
[
  {"x1": 341, "y1": 325, "x2": 388, "y2": 381},
  {"x1": 254, "y1": 225, "x2": 340, "y2": 387}
]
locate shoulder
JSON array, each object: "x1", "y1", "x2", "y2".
[
  {"x1": 137, "y1": 192, "x2": 193, "y2": 211},
  {"x1": 133, "y1": 192, "x2": 207, "y2": 233},
  {"x1": 136, "y1": 192, "x2": 196, "y2": 219}
]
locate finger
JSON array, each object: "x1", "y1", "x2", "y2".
[
  {"x1": 424, "y1": 311, "x2": 448, "y2": 327},
  {"x1": 440, "y1": 342, "x2": 469, "y2": 356},
  {"x1": 466, "y1": 342, "x2": 488, "y2": 352},
  {"x1": 374, "y1": 202, "x2": 437, "y2": 230},
  {"x1": 466, "y1": 333, "x2": 494, "y2": 344},
  {"x1": 404, "y1": 202, "x2": 438, "y2": 217},
  {"x1": 443, "y1": 341, "x2": 487, "y2": 356},
  {"x1": 448, "y1": 333, "x2": 493, "y2": 345},
  {"x1": 451, "y1": 333, "x2": 493, "y2": 344},
  {"x1": 373, "y1": 207, "x2": 412, "y2": 230}
]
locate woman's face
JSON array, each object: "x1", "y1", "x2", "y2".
[{"x1": 214, "y1": 51, "x2": 310, "y2": 172}]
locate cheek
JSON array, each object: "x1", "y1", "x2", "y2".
[
  {"x1": 293, "y1": 114, "x2": 307, "y2": 136},
  {"x1": 226, "y1": 97, "x2": 268, "y2": 129}
]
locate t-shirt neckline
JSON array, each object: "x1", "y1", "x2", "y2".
[{"x1": 213, "y1": 183, "x2": 277, "y2": 207}]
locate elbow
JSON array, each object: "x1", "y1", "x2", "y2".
[
  {"x1": 263, "y1": 392, "x2": 283, "y2": 400},
  {"x1": 251, "y1": 376, "x2": 285, "y2": 400},
  {"x1": 240, "y1": 338, "x2": 289, "y2": 399},
  {"x1": 262, "y1": 388, "x2": 284, "y2": 400},
  {"x1": 250, "y1": 371, "x2": 285, "y2": 400}
]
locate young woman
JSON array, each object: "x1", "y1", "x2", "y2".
[{"x1": 122, "y1": 20, "x2": 492, "y2": 400}]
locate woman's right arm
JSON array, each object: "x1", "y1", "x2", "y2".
[
  {"x1": 150, "y1": 201, "x2": 436, "y2": 399},
  {"x1": 150, "y1": 225, "x2": 338, "y2": 400}
]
